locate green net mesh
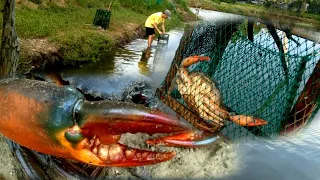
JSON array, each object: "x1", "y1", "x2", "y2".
[{"x1": 156, "y1": 16, "x2": 320, "y2": 141}]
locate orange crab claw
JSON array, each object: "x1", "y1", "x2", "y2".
[
  {"x1": 73, "y1": 101, "x2": 221, "y2": 165},
  {"x1": 0, "y1": 79, "x2": 217, "y2": 167},
  {"x1": 60, "y1": 125, "x2": 177, "y2": 167},
  {"x1": 181, "y1": 55, "x2": 211, "y2": 68},
  {"x1": 229, "y1": 115, "x2": 268, "y2": 126},
  {"x1": 76, "y1": 101, "x2": 193, "y2": 137}
]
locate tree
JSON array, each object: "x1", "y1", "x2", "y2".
[
  {"x1": 307, "y1": 0, "x2": 320, "y2": 14},
  {"x1": 0, "y1": 0, "x2": 19, "y2": 79}
]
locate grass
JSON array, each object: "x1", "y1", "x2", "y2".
[
  {"x1": 16, "y1": 8, "x2": 95, "y2": 38},
  {"x1": 13, "y1": 0, "x2": 186, "y2": 38},
  {"x1": 0, "y1": 0, "x2": 190, "y2": 68}
]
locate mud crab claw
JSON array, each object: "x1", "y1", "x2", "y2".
[
  {"x1": 73, "y1": 101, "x2": 214, "y2": 166},
  {"x1": 0, "y1": 79, "x2": 220, "y2": 167}
]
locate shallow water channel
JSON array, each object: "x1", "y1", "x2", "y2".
[
  {"x1": 60, "y1": 30, "x2": 183, "y2": 99},
  {"x1": 56, "y1": 9, "x2": 320, "y2": 180}
]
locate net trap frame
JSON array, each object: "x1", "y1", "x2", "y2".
[{"x1": 156, "y1": 15, "x2": 320, "y2": 141}]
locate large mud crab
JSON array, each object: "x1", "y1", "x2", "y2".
[
  {"x1": 0, "y1": 77, "x2": 222, "y2": 167},
  {"x1": 169, "y1": 55, "x2": 268, "y2": 128}
]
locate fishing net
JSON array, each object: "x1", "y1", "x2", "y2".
[{"x1": 156, "y1": 16, "x2": 320, "y2": 141}]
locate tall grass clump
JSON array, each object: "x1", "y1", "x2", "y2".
[{"x1": 51, "y1": 30, "x2": 116, "y2": 64}]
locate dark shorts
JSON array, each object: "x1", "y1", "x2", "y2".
[{"x1": 146, "y1": 27, "x2": 155, "y2": 37}]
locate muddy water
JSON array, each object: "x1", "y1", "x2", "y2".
[{"x1": 60, "y1": 30, "x2": 183, "y2": 99}]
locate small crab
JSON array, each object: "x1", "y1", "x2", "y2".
[{"x1": 169, "y1": 55, "x2": 268, "y2": 128}]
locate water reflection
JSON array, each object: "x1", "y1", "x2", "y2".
[
  {"x1": 220, "y1": 114, "x2": 320, "y2": 180},
  {"x1": 138, "y1": 49, "x2": 152, "y2": 76},
  {"x1": 60, "y1": 30, "x2": 183, "y2": 99}
]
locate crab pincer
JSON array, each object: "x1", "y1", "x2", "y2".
[{"x1": 0, "y1": 79, "x2": 219, "y2": 167}]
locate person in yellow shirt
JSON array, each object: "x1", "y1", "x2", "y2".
[{"x1": 145, "y1": 9, "x2": 171, "y2": 49}]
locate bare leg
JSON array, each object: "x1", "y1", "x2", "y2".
[{"x1": 148, "y1": 34, "x2": 155, "y2": 48}]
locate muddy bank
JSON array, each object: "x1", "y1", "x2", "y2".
[{"x1": 18, "y1": 23, "x2": 145, "y2": 72}]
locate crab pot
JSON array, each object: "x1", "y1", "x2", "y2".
[
  {"x1": 93, "y1": 9, "x2": 111, "y2": 29},
  {"x1": 155, "y1": 16, "x2": 320, "y2": 141}
]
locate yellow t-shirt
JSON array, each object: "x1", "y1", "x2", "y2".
[{"x1": 145, "y1": 12, "x2": 165, "y2": 28}]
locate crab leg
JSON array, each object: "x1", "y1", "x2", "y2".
[
  {"x1": 229, "y1": 114, "x2": 268, "y2": 126},
  {"x1": 200, "y1": 95, "x2": 267, "y2": 126},
  {"x1": 201, "y1": 96, "x2": 230, "y2": 119},
  {"x1": 199, "y1": 104, "x2": 225, "y2": 125}
]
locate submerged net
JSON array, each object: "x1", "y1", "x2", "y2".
[{"x1": 156, "y1": 16, "x2": 320, "y2": 141}]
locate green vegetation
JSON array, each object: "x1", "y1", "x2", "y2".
[{"x1": 0, "y1": 0, "x2": 194, "y2": 68}]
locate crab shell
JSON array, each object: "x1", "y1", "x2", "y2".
[
  {"x1": 174, "y1": 55, "x2": 268, "y2": 128},
  {"x1": 176, "y1": 68, "x2": 228, "y2": 126}
]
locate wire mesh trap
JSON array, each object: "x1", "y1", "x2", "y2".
[
  {"x1": 155, "y1": 16, "x2": 320, "y2": 141},
  {"x1": 93, "y1": 9, "x2": 112, "y2": 29},
  {"x1": 158, "y1": 34, "x2": 170, "y2": 44}
]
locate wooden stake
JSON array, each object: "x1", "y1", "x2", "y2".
[{"x1": 108, "y1": 1, "x2": 113, "y2": 11}]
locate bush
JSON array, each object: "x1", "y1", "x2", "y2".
[
  {"x1": 263, "y1": 1, "x2": 272, "y2": 8},
  {"x1": 51, "y1": 30, "x2": 116, "y2": 64}
]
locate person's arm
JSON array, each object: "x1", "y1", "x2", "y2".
[
  {"x1": 162, "y1": 22, "x2": 165, "y2": 34},
  {"x1": 153, "y1": 22, "x2": 162, "y2": 34}
]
